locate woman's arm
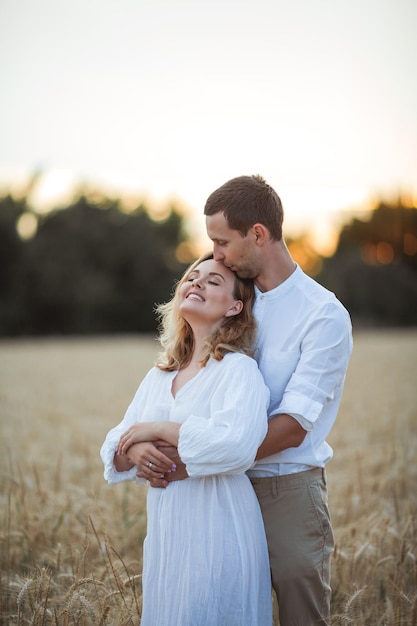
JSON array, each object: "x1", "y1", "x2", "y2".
[
  {"x1": 117, "y1": 422, "x2": 181, "y2": 456},
  {"x1": 116, "y1": 424, "x2": 182, "y2": 480}
]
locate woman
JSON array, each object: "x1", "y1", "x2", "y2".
[{"x1": 100, "y1": 253, "x2": 272, "y2": 626}]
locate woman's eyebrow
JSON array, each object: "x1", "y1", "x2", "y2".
[
  {"x1": 187, "y1": 270, "x2": 226, "y2": 282},
  {"x1": 208, "y1": 272, "x2": 226, "y2": 281}
]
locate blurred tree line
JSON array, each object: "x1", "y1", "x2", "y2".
[
  {"x1": 0, "y1": 191, "x2": 416, "y2": 336},
  {"x1": 316, "y1": 200, "x2": 417, "y2": 326},
  {"x1": 0, "y1": 193, "x2": 193, "y2": 335}
]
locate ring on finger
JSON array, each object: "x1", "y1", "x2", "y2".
[{"x1": 146, "y1": 461, "x2": 154, "y2": 469}]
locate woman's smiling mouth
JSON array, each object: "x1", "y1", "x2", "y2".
[{"x1": 187, "y1": 293, "x2": 205, "y2": 302}]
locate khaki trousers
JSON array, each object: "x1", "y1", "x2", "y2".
[{"x1": 250, "y1": 468, "x2": 334, "y2": 626}]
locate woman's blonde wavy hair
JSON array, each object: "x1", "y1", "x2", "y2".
[{"x1": 156, "y1": 252, "x2": 257, "y2": 371}]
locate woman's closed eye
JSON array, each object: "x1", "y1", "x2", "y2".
[{"x1": 186, "y1": 276, "x2": 219, "y2": 286}]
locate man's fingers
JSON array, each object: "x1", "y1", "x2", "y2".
[
  {"x1": 136, "y1": 470, "x2": 168, "y2": 488},
  {"x1": 149, "y1": 477, "x2": 169, "y2": 488}
]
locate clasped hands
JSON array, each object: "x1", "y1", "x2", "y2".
[{"x1": 116, "y1": 423, "x2": 188, "y2": 488}]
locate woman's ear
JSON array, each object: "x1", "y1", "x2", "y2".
[{"x1": 225, "y1": 300, "x2": 243, "y2": 317}]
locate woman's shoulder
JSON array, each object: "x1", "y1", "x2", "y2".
[
  {"x1": 137, "y1": 365, "x2": 172, "y2": 388},
  {"x1": 219, "y1": 353, "x2": 269, "y2": 399},
  {"x1": 223, "y1": 350, "x2": 254, "y2": 362},
  {"x1": 221, "y1": 351, "x2": 259, "y2": 372}
]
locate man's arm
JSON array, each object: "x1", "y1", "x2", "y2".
[
  {"x1": 143, "y1": 413, "x2": 306, "y2": 487},
  {"x1": 255, "y1": 413, "x2": 306, "y2": 460}
]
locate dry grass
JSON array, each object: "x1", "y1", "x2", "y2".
[{"x1": 0, "y1": 330, "x2": 416, "y2": 625}]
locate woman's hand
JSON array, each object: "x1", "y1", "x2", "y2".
[
  {"x1": 125, "y1": 441, "x2": 177, "y2": 476},
  {"x1": 137, "y1": 442, "x2": 189, "y2": 487},
  {"x1": 117, "y1": 423, "x2": 158, "y2": 456}
]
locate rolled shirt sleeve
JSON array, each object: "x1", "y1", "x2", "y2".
[
  {"x1": 252, "y1": 274, "x2": 353, "y2": 470},
  {"x1": 273, "y1": 305, "x2": 353, "y2": 429}
]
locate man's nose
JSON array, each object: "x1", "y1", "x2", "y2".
[{"x1": 213, "y1": 246, "x2": 224, "y2": 262}]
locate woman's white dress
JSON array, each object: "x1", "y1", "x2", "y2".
[{"x1": 101, "y1": 352, "x2": 272, "y2": 626}]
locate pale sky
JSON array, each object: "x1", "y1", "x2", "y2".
[{"x1": 1, "y1": 0, "x2": 416, "y2": 252}]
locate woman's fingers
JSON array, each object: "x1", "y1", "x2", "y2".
[
  {"x1": 143, "y1": 455, "x2": 176, "y2": 475},
  {"x1": 120, "y1": 441, "x2": 176, "y2": 475},
  {"x1": 117, "y1": 434, "x2": 127, "y2": 455},
  {"x1": 139, "y1": 444, "x2": 176, "y2": 472},
  {"x1": 154, "y1": 447, "x2": 177, "y2": 470},
  {"x1": 118, "y1": 429, "x2": 137, "y2": 455},
  {"x1": 138, "y1": 451, "x2": 176, "y2": 478}
]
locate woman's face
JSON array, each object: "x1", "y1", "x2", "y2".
[{"x1": 178, "y1": 258, "x2": 243, "y2": 329}]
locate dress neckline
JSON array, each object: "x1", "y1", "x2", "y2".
[{"x1": 170, "y1": 361, "x2": 209, "y2": 399}]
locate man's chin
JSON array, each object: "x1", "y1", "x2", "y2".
[
  {"x1": 224, "y1": 262, "x2": 254, "y2": 279},
  {"x1": 235, "y1": 268, "x2": 254, "y2": 279}
]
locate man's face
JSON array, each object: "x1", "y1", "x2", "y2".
[{"x1": 205, "y1": 212, "x2": 260, "y2": 279}]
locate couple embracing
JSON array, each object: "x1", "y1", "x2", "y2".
[{"x1": 101, "y1": 175, "x2": 353, "y2": 626}]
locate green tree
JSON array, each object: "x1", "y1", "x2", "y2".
[
  {"x1": 0, "y1": 194, "x2": 191, "y2": 335},
  {"x1": 0, "y1": 195, "x2": 27, "y2": 331},
  {"x1": 317, "y1": 201, "x2": 417, "y2": 326}
]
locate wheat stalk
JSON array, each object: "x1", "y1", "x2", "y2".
[
  {"x1": 17, "y1": 577, "x2": 33, "y2": 619},
  {"x1": 343, "y1": 586, "x2": 367, "y2": 620},
  {"x1": 67, "y1": 590, "x2": 97, "y2": 622},
  {"x1": 104, "y1": 541, "x2": 137, "y2": 625},
  {"x1": 411, "y1": 594, "x2": 417, "y2": 626},
  {"x1": 1, "y1": 332, "x2": 416, "y2": 626}
]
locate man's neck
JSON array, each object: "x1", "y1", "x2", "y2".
[{"x1": 254, "y1": 241, "x2": 296, "y2": 293}]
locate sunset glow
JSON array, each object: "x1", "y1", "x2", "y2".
[{"x1": 1, "y1": 0, "x2": 415, "y2": 251}]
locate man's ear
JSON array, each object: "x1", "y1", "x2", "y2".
[
  {"x1": 251, "y1": 223, "x2": 269, "y2": 245},
  {"x1": 225, "y1": 300, "x2": 244, "y2": 317}
]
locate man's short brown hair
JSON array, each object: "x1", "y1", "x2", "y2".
[{"x1": 204, "y1": 174, "x2": 284, "y2": 241}]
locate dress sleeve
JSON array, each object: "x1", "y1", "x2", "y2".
[
  {"x1": 178, "y1": 355, "x2": 269, "y2": 477},
  {"x1": 100, "y1": 368, "x2": 156, "y2": 484}
]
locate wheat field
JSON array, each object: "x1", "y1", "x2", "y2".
[{"x1": 0, "y1": 330, "x2": 416, "y2": 625}]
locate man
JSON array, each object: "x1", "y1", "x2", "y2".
[
  {"x1": 203, "y1": 174, "x2": 352, "y2": 625},
  {"x1": 141, "y1": 174, "x2": 353, "y2": 625}
]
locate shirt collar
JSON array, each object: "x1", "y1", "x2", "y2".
[{"x1": 255, "y1": 264, "x2": 301, "y2": 299}]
